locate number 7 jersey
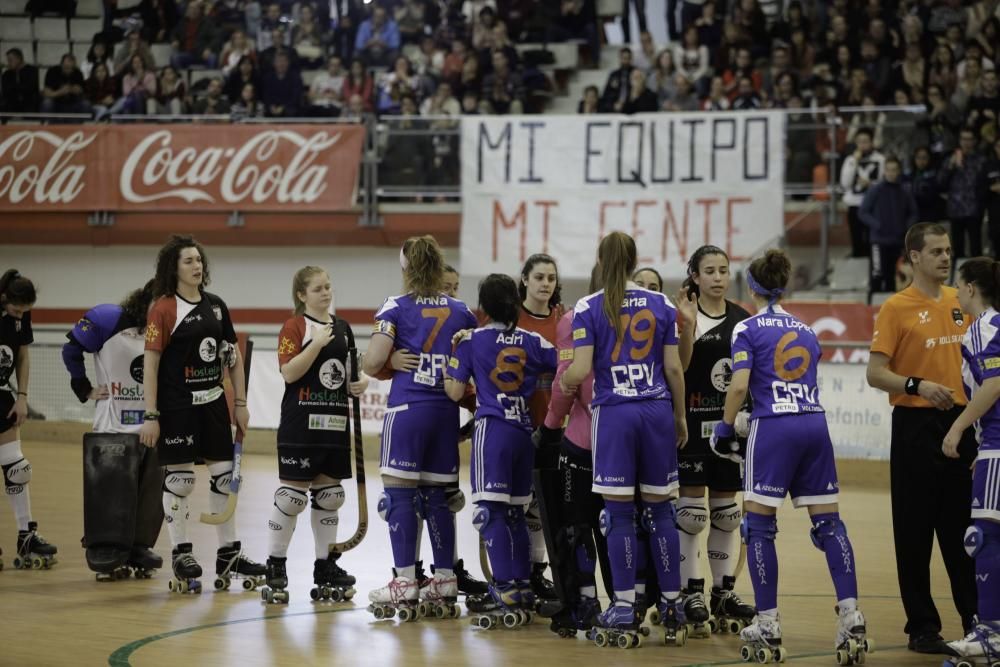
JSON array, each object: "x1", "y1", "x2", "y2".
[{"x1": 731, "y1": 305, "x2": 824, "y2": 419}]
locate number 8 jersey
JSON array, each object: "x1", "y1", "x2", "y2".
[{"x1": 731, "y1": 305, "x2": 824, "y2": 419}]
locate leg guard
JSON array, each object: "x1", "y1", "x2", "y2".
[
  {"x1": 474, "y1": 501, "x2": 514, "y2": 582},
  {"x1": 207, "y1": 460, "x2": 236, "y2": 546},
  {"x1": 419, "y1": 485, "x2": 456, "y2": 572},
  {"x1": 675, "y1": 498, "x2": 707, "y2": 589},
  {"x1": 381, "y1": 486, "x2": 419, "y2": 570},
  {"x1": 708, "y1": 499, "x2": 741, "y2": 586},
  {"x1": 743, "y1": 512, "x2": 779, "y2": 612},
  {"x1": 526, "y1": 495, "x2": 548, "y2": 563},
  {"x1": 970, "y1": 520, "x2": 1000, "y2": 620},
  {"x1": 82, "y1": 433, "x2": 141, "y2": 562},
  {"x1": 310, "y1": 484, "x2": 344, "y2": 559},
  {"x1": 162, "y1": 464, "x2": 195, "y2": 547},
  {"x1": 642, "y1": 500, "x2": 682, "y2": 599},
  {"x1": 602, "y1": 499, "x2": 639, "y2": 603},
  {"x1": 133, "y1": 444, "x2": 165, "y2": 549},
  {"x1": 0, "y1": 440, "x2": 31, "y2": 530},
  {"x1": 268, "y1": 486, "x2": 307, "y2": 558},
  {"x1": 506, "y1": 503, "x2": 531, "y2": 581},
  {"x1": 810, "y1": 512, "x2": 858, "y2": 603}
]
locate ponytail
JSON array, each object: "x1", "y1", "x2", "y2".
[
  {"x1": 120, "y1": 279, "x2": 155, "y2": 329},
  {"x1": 402, "y1": 235, "x2": 445, "y2": 297},
  {"x1": 598, "y1": 232, "x2": 638, "y2": 340},
  {"x1": 0, "y1": 269, "x2": 37, "y2": 307},
  {"x1": 958, "y1": 256, "x2": 1000, "y2": 311}
]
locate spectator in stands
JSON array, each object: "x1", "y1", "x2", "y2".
[
  {"x1": 138, "y1": 0, "x2": 179, "y2": 44},
  {"x1": 1, "y1": 48, "x2": 40, "y2": 114},
  {"x1": 307, "y1": 55, "x2": 345, "y2": 116},
  {"x1": 292, "y1": 5, "x2": 328, "y2": 69},
  {"x1": 721, "y1": 46, "x2": 759, "y2": 99},
  {"x1": 342, "y1": 57, "x2": 373, "y2": 111},
  {"x1": 732, "y1": 75, "x2": 762, "y2": 109},
  {"x1": 170, "y1": 1, "x2": 219, "y2": 70},
  {"x1": 832, "y1": 43, "x2": 854, "y2": 94},
  {"x1": 600, "y1": 47, "x2": 634, "y2": 112},
  {"x1": 230, "y1": 81, "x2": 263, "y2": 118},
  {"x1": 956, "y1": 41, "x2": 994, "y2": 80},
  {"x1": 985, "y1": 137, "x2": 1000, "y2": 255},
  {"x1": 224, "y1": 56, "x2": 258, "y2": 104},
  {"x1": 109, "y1": 53, "x2": 157, "y2": 115},
  {"x1": 395, "y1": 0, "x2": 426, "y2": 45},
  {"x1": 622, "y1": 0, "x2": 647, "y2": 44},
  {"x1": 784, "y1": 94, "x2": 817, "y2": 187},
  {"x1": 908, "y1": 146, "x2": 945, "y2": 224},
  {"x1": 193, "y1": 77, "x2": 231, "y2": 114},
  {"x1": 803, "y1": 59, "x2": 842, "y2": 108},
  {"x1": 664, "y1": 74, "x2": 698, "y2": 111},
  {"x1": 891, "y1": 43, "x2": 926, "y2": 97},
  {"x1": 928, "y1": 0, "x2": 967, "y2": 36},
  {"x1": 258, "y1": 27, "x2": 291, "y2": 73},
  {"x1": 341, "y1": 92, "x2": 365, "y2": 119},
  {"x1": 840, "y1": 127, "x2": 885, "y2": 258},
  {"x1": 355, "y1": 5, "x2": 401, "y2": 67},
  {"x1": 674, "y1": 25, "x2": 711, "y2": 96},
  {"x1": 922, "y1": 84, "x2": 963, "y2": 164},
  {"x1": 939, "y1": 128, "x2": 987, "y2": 259},
  {"x1": 733, "y1": 0, "x2": 768, "y2": 59},
  {"x1": 442, "y1": 39, "x2": 468, "y2": 84},
  {"x1": 411, "y1": 35, "x2": 444, "y2": 80},
  {"x1": 788, "y1": 27, "x2": 814, "y2": 80},
  {"x1": 421, "y1": 80, "x2": 460, "y2": 116},
  {"x1": 330, "y1": 0, "x2": 364, "y2": 63},
  {"x1": 859, "y1": 156, "x2": 919, "y2": 295},
  {"x1": 578, "y1": 84, "x2": 599, "y2": 113},
  {"x1": 211, "y1": 0, "x2": 249, "y2": 37},
  {"x1": 633, "y1": 30, "x2": 657, "y2": 70},
  {"x1": 114, "y1": 30, "x2": 156, "y2": 75},
  {"x1": 952, "y1": 56, "x2": 982, "y2": 111},
  {"x1": 967, "y1": 68, "x2": 998, "y2": 144},
  {"x1": 843, "y1": 68, "x2": 870, "y2": 107},
  {"x1": 462, "y1": 0, "x2": 497, "y2": 27},
  {"x1": 460, "y1": 90, "x2": 480, "y2": 115},
  {"x1": 379, "y1": 94, "x2": 430, "y2": 192},
  {"x1": 943, "y1": 24, "x2": 966, "y2": 63},
  {"x1": 846, "y1": 94, "x2": 885, "y2": 150},
  {"x1": 973, "y1": 17, "x2": 998, "y2": 64},
  {"x1": 928, "y1": 44, "x2": 958, "y2": 100},
  {"x1": 769, "y1": 0, "x2": 809, "y2": 45},
  {"x1": 647, "y1": 49, "x2": 678, "y2": 107},
  {"x1": 81, "y1": 40, "x2": 111, "y2": 80},
  {"x1": 481, "y1": 50, "x2": 523, "y2": 114},
  {"x1": 761, "y1": 43, "x2": 791, "y2": 99},
  {"x1": 470, "y1": 5, "x2": 496, "y2": 50},
  {"x1": 377, "y1": 55, "x2": 424, "y2": 115},
  {"x1": 84, "y1": 62, "x2": 117, "y2": 119},
  {"x1": 220, "y1": 29, "x2": 256, "y2": 76},
  {"x1": 477, "y1": 20, "x2": 519, "y2": 76},
  {"x1": 260, "y1": 49, "x2": 304, "y2": 117},
  {"x1": 255, "y1": 3, "x2": 288, "y2": 52},
  {"x1": 41, "y1": 54, "x2": 91, "y2": 115},
  {"x1": 550, "y1": 0, "x2": 599, "y2": 65},
  {"x1": 456, "y1": 52, "x2": 482, "y2": 100},
  {"x1": 148, "y1": 64, "x2": 186, "y2": 115},
  {"x1": 770, "y1": 70, "x2": 798, "y2": 107},
  {"x1": 702, "y1": 75, "x2": 730, "y2": 110},
  {"x1": 695, "y1": 2, "x2": 722, "y2": 52},
  {"x1": 616, "y1": 66, "x2": 657, "y2": 114}
]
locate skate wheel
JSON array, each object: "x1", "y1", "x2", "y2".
[
  {"x1": 168, "y1": 579, "x2": 175, "y2": 592},
  {"x1": 594, "y1": 630, "x2": 608, "y2": 647},
  {"x1": 434, "y1": 605, "x2": 446, "y2": 619},
  {"x1": 741, "y1": 645, "x2": 754, "y2": 662},
  {"x1": 855, "y1": 650, "x2": 865, "y2": 665},
  {"x1": 475, "y1": 615, "x2": 491, "y2": 629},
  {"x1": 278, "y1": 591, "x2": 289, "y2": 603},
  {"x1": 214, "y1": 578, "x2": 226, "y2": 591},
  {"x1": 372, "y1": 606, "x2": 385, "y2": 620},
  {"x1": 616, "y1": 634, "x2": 631, "y2": 649},
  {"x1": 774, "y1": 647, "x2": 787, "y2": 663},
  {"x1": 836, "y1": 649, "x2": 850, "y2": 666},
  {"x1": 310, "y1": 588, "x2": 321, "y2": 601},
  {"x1": 634, "y1": 633, "x2": 644, "y2": 648},
  {"x1": 502, "y1": 612, "x2": 519, "y2": 628},
  {"x1": 242, "y1": 578, "x2": 255, "y2": 591},
  {"x1": 729, "y1": 619, "x2": 744, "y2": 633},
  {"x1": 954, "y1": 661, "x2": 973, "y2": 667},
  {"x1": 12, "y1": 557, "x2": 22, "y2": 569},
  {"x1": 32, "y1": 556, "x2": 43, "y2": 569},
  {"x1": 648, "y1": 609, "x2": 661, "y2": 625},
  {"x1": 398, "y1": 607, "x2": 413, "y2": 622},
  {"x1": 450, "y1": 605, "x2": 461, "y2": 619},
  {"x1": 262, "y1": 589, "x2": 271, "y2": 603},
  {"x1": 178, "y1": 580, "x2": 189, "y2": 594},
  {"x1": 862, "y1": 639, "x2": 874, "y2": 654},
  {"x1": 757, "y1": 648, "x2": 771, "y2": 663},
  {"x1": 331, "y1": 589, "x2": 344, "y2": 602},
  {"x1": 343, "y1": 588, "x2": 356, "y2": 601},
  {"x1": 676, "y1": 627, "x2": 688, "y2": 647}
]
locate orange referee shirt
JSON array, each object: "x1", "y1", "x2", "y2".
[{"x1": 870, "y1": 285, "x2": 969, "y2": 408}]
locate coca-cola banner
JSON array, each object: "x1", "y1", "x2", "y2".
[{"x1": 0, "y1": 124, "x2": 365, "y2": 211}]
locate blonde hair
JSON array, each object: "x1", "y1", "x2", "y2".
[
  {"x1": 292, "y1": 266, "x2": 328, "y2": 315},
  {"x1": 402, "y1": 235, "x2": 445, "y2": 297},
  {"x1": 598, "y1": 232, "x2": 638, "y2": 340}
]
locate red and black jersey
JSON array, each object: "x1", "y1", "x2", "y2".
[
  {"x1": 145, "y1": 291, "x2": 236, "y2": 412},
  {"x1": 277, "y1": 314, "x2": 355, "y2": 448},
  {"x1": 0, "y1": 310, "x2": 32, "y2": 393}
]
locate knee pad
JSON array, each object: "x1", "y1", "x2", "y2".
[
  {"x1": 273, "y1": 486, "x2": 308, "y2": 516},
  {"x1": 741, "y1": 513, "x2": 778, "y2": 544},
  {"x1": 967, "y1": 520, "x2": 1000, "y2": 560},
  {"x1": 472, "y1": 504, "x2": 491, "y2": 533},
  {"x1": 505, "y1": 504, "x2": 525, "y2": 527},
  {"x1": 378, "y1": 487, "x2": 417, "y2": 522},
  {"x1": 809, "y1": 516, "x2": 848, "y2": 552},
  {"x1": 310, "y1": 484, "x2": 345, "y2": 511},
  {"x1": 965, "y1": 524, "x2": 984, "y2": 559},
  {"x1": 163, "y1": 467, "x2": 196, "y2": 498},
  {"x1": 2, "y1": 457, "x2": 31, "y2": 492},
  {"x1": 524, "y1": 497, "x2": 541, "y2": 532},
  {"x1": 675, "y1": 499, "x2": 709, "y2": 536},
  {"x1": 419, "y1": 485, "x2": 447, "y2": 510},
  {"x1": 445, "y1": 487, "x2": 465, "y2": 513},
  {"x1": 710, "y1": 501, "x2": 742, "y2": 533},
  {"x1": 640, "y1": 500, "x2": 675, "y2": 534},
  {"x1": 207, "y1": 461, "x2": 233, "y2": 496}
]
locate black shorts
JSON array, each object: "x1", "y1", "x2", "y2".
[
  {"x1": 277, "y1": 444, "x2": 352, "y2": 482},
  {"x1": 157, "y1": 398, "x2": 233, "y2": 466},
  {"x1": 678, "y1": 437, "x2": 743, "y2": 492},
  {"x1": 0, "y1": 391, "x2": 15, "y2": 433}
]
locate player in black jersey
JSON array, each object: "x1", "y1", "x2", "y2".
[
  {"x1": 673, "y1": 247, "x2": 756, "y2": 632},
  {"x1": 139, "y1": 235, "x2": 265, "y2": 593},
  {"x1": 261, "y1": 266, "x2": 369, "y2": 604},
  {"x1": 0, "y1": 270, "x2": 58, "y2": 570}
]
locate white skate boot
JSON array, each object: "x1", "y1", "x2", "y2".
[
  {"x1": 740, "y1": 612, "x2": 786, "y2": 663},
  {"x1": 835, "y1": 605, "x2": 874, "y2": 665},
  {"x1": 945, "y1": 620, "x2": 1000, "y2": 667},
  {"x1": 367, "y1": 573, "x2": 424, "y2": 622},
  {"x1": 420, "y1": 571, "x2": 460, "y2": 619}
]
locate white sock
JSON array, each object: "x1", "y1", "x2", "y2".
[
  {"x1": 0, "y1": 441, "x2": 31, "y2": 531},
  {"x1": 267, "y1": 505, "x2": 297, "y2": 558},
  {"x1": 311, "y1": 507, "x2": 339, "y2": 560},
  {"x1": 207, "y1": 460, "x2": 236, "y2": 546}
]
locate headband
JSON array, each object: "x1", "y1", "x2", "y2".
[{"x1": 745, "y1": 269, "x2": 784, "y2": 306}]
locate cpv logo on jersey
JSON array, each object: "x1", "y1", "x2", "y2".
[
  {"x1": 319, "y1": 358, "x2": 346, "y2": 390},
  {"x1": 199, "y1": 338, "x2": 217, "y2": 363}
]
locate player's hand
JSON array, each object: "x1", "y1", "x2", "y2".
[
  {"x1": 8, "y1": 395, "x2": 27, "y2": 427},
  {"x1": 710, "y1": 421, "x2": 743, "y2": 463},
  {"x1": 234, "y1": 405, "x2": 250, "y2": 439},
  {"x1": 942, "y1": 426, "x2": 963, "y2": 459},
  {"x1": 675, "y1": 286, "x2": 697, "y2": 328},
  {"x1": 390, "y1": 348, "x2": 419, "y2": 371},
  {"x1": 348, "y1": 374, "x2": 368, "y2": 397},
  {"x1": 918, "y1": 380, "x2": 955, "y2": 410},
  {"x1": 314, "y1": 323, "x2": 336, "y2": 347},
  {"x1": 220, "y1": 340, "x2": 238, "y2": 368},
  {"x1": 139, "y1": 419, "x2": 159, "y2": 448},
  {"x1": 734, "y1": 410, "x2": 751, "y2": 438},
  {"x1": 675, "y1": 417, "x2": 688, "y2": 449},
  {"x1": 88, "y1": 385, "x2": 110, "y2": 401},
  {"x1": 451, "y1": 329, "x2": 472, "y2": 346}
]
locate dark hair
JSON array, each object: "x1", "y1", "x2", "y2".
[
  {"x1": 153, "y1": 234, "x2": 211, "y2": 298},
  {"x1": 885, "y1": 155, "x2": 902, "y2": 168},
  {"x1": 904, "y1": 222, "x2": 949, "y2": 263},
  {"x1": 5, "y1": 48, "x2": 24, "y2": 60},
  {"x1": 443, "y1": 264, "x2": 458, "y2": 275},
  {"x1": 518, "y1": 253, "x2": 562, "y2": 309},
  {"x1": 120, "y1": 279, "x2": 155, "y2": 329},
  {"x1": 598, "y1": 232, "x2": 638, "y2": 339},
  {"x1": 0, "y1": 270, "x2": 37, "y2": 307},
  {"x1": 960, "y1": 127, "x2": 976, "y2": 139},
  {"x1": 402, "y1": 235, "x2": 444, "y2": 297},
  {"x1": 958, "y1": 257, "x2": 1000, "y2": 310},
  {"x1": 683, "y1": 245, "x2": 729, "y2": 297},
  {"x1": 748, "y1": 249, "x2": 792, "y2": 293},
  {"x1": 478, "y1": 273, "x2": 520, "y2": 332},
  {"x1": 854, "y1": 127, "x2": 874, "y2": 141},
  {"x1": 632, "y1": 267, "x2": 663, "y2": 292}
]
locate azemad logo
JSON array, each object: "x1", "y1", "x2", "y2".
[
  {"x1": 199, "y1": 337, "x2": 218, "y2": 363},
  {"x1": 130, "y1": 355, "x2": 144, "y2": 383}
]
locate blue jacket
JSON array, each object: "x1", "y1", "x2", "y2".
[{"x1": 858, "y1": 179, "x2": 919, "y2": 245}]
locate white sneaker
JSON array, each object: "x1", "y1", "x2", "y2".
[
  {"x1": 947, "y1": 621, "x2": 1000, "y2": 660},
  {"x1": 368, "y1": 576, "x2": 419, "y2": 604}
]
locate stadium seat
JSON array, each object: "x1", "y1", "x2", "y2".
[
  {"x1": 36, "y1": 40, "x2": 70, "y2": 66},
  {"x1": 150, "y1": 42, "x2": 172, "y2": 67},
  {"x1": 301, "y1": 69, "x2": 322, "y2": 87},
  {"x1": 0, "y1": 16, "x2": 31, "y2": 40},
  {"x1": 68, "y1": 17, "x2": 102, "y2": 42},
  {"x1": 75, "y1": 0, "x2": 101, "y2": 17},
  {"x1": 596, "y1": 0, "x2": 623, "y2": 18},
  {"x1": 188, "y1": 68, "x2": 223, "y2": 89},
  {"x1": 33, "y1": 16, "x2": 68, "y2": 41},
  {"x1": 0, "y1": 0, "x2": 24, "y2": 14}
]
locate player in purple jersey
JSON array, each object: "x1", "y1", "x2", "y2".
[
  {"x1": 445, "y1": 273, "x2": 558, "y2": 627},
  {"x1": 943, "y1": 258, "x2": 1000, "y2": 665},
  {"x1": 362, "y1": 235, "x2": 478, "y2": 620},
  {"x1": 561, "y1": 231, "x2": 689, "y2": 648},
  {"x1": 710, "y1": 250, "x2": 871, "y2": 665}
]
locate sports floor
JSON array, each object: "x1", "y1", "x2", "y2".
[{"x1": 1, "y1": 437, "x2": 967, "y2": 666}]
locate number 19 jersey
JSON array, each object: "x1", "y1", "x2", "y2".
[{"x1": 731, "y1": 305, "x2": 824, "y2": 419}]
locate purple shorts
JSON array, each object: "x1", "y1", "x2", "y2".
[
  {"x1": 471, "y1": 416, "x2": 534, "y2": 505},
  {"x1": 744, "y1": 412, "x2": 840, "y2": 508},
  {"x1": 972, "y1": 455, "x2": 1000, "y2": 521},
  {"x1": 591, "y1": 399, "x2": 679, "y2": 497},
  {"x1": 379, "y1": 401, "x2": 459, "y2": 483}
]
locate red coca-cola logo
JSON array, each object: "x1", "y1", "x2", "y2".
[{"x1": 0, "y1": 130, "x2": 96, "y2": 204}]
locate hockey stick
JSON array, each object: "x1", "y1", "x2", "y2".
[
  {"x1": 201, "y1": 338, "x2": 253, "y2": 525},
  {"x1": 330, "y1": 347, "x2": 368, "y2": 553}
]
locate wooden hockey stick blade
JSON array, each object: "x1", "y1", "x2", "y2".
[
  {"x1": 330, "y1": 349, "x2": 367, "y2": 553},
  {"x1": 200, "y1": 440, "x2": 242, "y2": 524}
]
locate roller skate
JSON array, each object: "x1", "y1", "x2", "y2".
[
  {"x1": 549, "y1": 596, "x2": 602, "y2": 638},
  {"x1": 530, "y1": 561, "x2": 559, "y2": 603},
  {"x1": 14, "y1": 522, "x2": 58, "y2": 569},
  {"x1": 944, "y1": 620, "x2": 1000, "y2": 667},
  {"x1": 214, "y1": 541, "x2": 266, "y2": 592},
  {"x1": 260, "y1": 556, "x2": 290, "y2": 604},
  {"x1": 415, "y1": 559, "x2": 430, "y2": 588},
  {"x1": 367, "y1": 571, "x2": 425, "y2": 621},
  {"x1": 642, "y1": 597, "x2": 689, "y2": 646},
  {"x1": 167, "y1": 542, "x2": 202, "y2": 594},
  {"x1": 88, "y1": 545, "x2": 130, "y2": 581},
  {"x1": 739, "y1": 612, "x2": 787, "y2": 663},
  {"x1": 591, "y1": 601, "x2": 648, "y2": 649},
  {"x1": 310, "y1": 553, "x2": 356, "y2": 602},
  {"x1": 834, "y1": 605, "x2": 874, "y2": 665},
  {"x1": 127, "y1": 546, "x2": 162, "y2": 579},
  {"x1": 711, "y1": 575, "x2": 756, "y2": 634},
  {"x1": 421, "y1": 571, "x2": 461, "y2": 618},
  {"x1": 681, "y1": 579, "x2": 712, "y2": 638},
  {"x1": 455, "y1": 558, "x2": 488, "y2": 597},
  {"x1": 468, "y1": 581, "x2": 531, "y2": 629}
]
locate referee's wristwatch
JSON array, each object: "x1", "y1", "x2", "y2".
[{"x1": 904, "y1": 376, "x2": 923, "y2": 396}]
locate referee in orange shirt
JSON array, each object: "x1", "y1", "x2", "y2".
[{"x1": 866, "y1": 223, "x2": 978, "y2": 654}]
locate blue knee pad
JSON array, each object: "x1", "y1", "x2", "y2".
[
  {"x1": 473, "y1": 504, "x2": 490, "y2": 533},
  {"x1": 599, "y1": 501, "x2": 636, "y2": 537},
  {"x1": 741, "y1": 513, "x2": 778, "y2": 544},
  {"x1": 505, "y1": 504, "x2": 525, "y2": 527},
  {"x1": 966, "y1": 520, "x2": 1000, "y2": 559},
  {"x1": 640, "y1": 500, "x2": 675, "y2": 534},
  {"x1": 378, "y1": 488, "x2": 417, "y2": 523},
  {"x1": 810, "y1": 515, "x2": 848, "y2": 552},
  {"x1": 419, "y1": 485, "x2": 447, "y2": 511}
]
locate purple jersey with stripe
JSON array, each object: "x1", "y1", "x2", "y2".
[
  {"x1": 731, "y1": 305, "x2": 824, "y2": 419},
  {"x1": 374, "y1": 293, "x2": 477, "y2": 408},
  {"x1": 572, "y1": 283, "x2": 678, "y2": 406},
  {"x1": 961, "y1": 307, "x2": 1000, "y2": 452},
  {"x1": 448, "y1": 323, "x2": 558, "y2": 431}
]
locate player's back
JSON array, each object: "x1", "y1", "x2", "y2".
[{"x1": 963, "y1": 307, "x2": 1000, "y2": 448}]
